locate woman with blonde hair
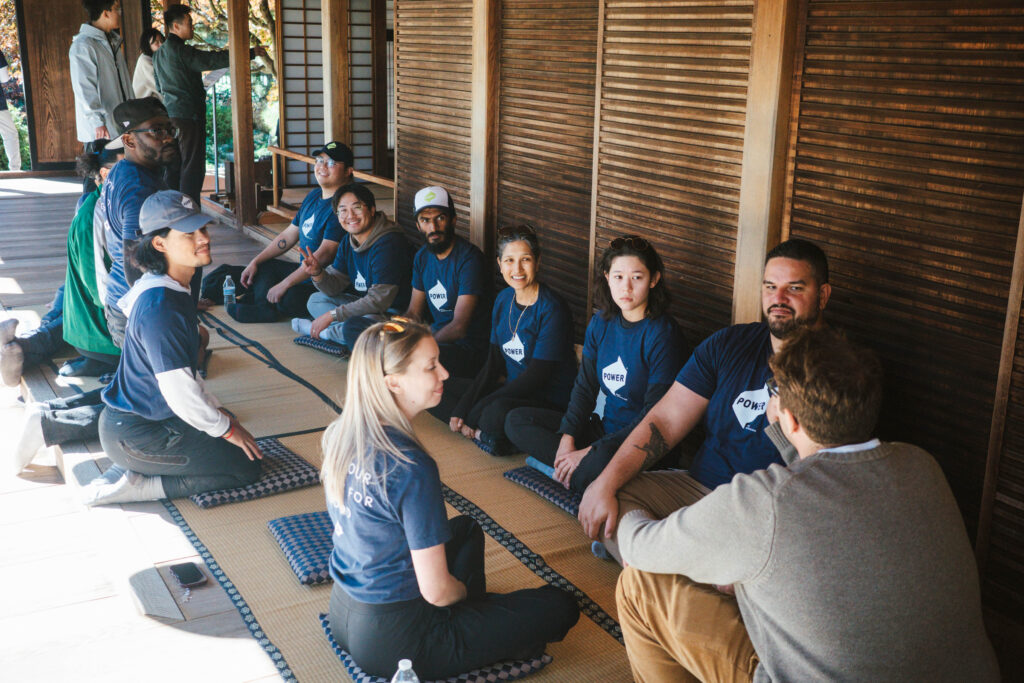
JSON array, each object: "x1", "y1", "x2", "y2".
[{"x1": 322, "y1": 318, "x2": 579, "y2": 679}]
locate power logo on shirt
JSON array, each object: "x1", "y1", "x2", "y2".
[
  {"x1": 502, "y1": 333, "x2": 526, "y2": 364},
  {"x1": 732, "y1": 383, "x2": 770, "y2": 431},
  {"x1": 429, "y1": 280, "x2": 449, "y2": 310},
  {"x1": 354, "y1": 271, "x2": 367, "y2": 291},
  {"x1": 301, "y1": 214, "x2": 315, "y2": 237},
  {"x1": 602, "y1": 356, "x2": 628, "y2": 399}
]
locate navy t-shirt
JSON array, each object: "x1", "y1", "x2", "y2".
[
  {"x1": 490, "y1": 283, "x2": 576, "y2": 407},
  {"x1": 102, "y1": 275, "x2": 199, "y2": 420},
  {"x1": 328, "y1": 431, "x2": 452, "y2": 604},
  {"x1": 0, "y1": 52, "x2": 8, "y2": 111},
  {"x1": 102, "y1": 159, "x2": 168, "y2": 308},
  {"x1": 585, "y1": 313, "x2": 683, "y2": 435},
  {"x1": 411, "y1": 236, "x2": 489, "y2": 348},
  {"x1": 676, "y1": 321, "x2": 783, "y2": 488},
  {"x1": 295, "y1": 188, "x2": 343, "y2": 255},
  {"x1": 332, "y1": 230, "x2": 414, "y2": 312}
]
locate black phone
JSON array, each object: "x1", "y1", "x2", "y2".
[{"x1": 168, "y1": 562, "x2": 207, "y2": 588}]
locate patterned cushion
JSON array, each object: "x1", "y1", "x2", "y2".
[
  {"x1": 503, "y1": 466, "x2": 581, "y2": 517},
  {"x1": 293, "y1": 335, "x2": 349, "y2": 357},
  {"x1": 189, "y1": 438, "x2": 320, "y2": 508},
  {"x1": 318, "y1": 613, "x2": 553, "y2": 683},
  {"x1": 267, "y1": 511, "x2": 333, "y2": 585}
]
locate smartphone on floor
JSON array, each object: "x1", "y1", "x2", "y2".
[{"x1": 169, "y1": 562, "x2": 208, "y2": 588}]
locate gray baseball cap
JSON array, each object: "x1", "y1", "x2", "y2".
[{"x1": 140, "y1": 190, "x2": 216, "y2": 236}]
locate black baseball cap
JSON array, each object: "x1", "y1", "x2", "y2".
[
  {"x1": 106, "y1": 97, "x2": 169, "y2": 149},
  {"x1": 312, "y1": 141, "x2": 354, "y2": 167}
]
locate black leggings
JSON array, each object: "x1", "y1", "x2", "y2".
[
  {"x1": 98, "y1": 407, "x2": 261, "y2": 498},
  {"x1": 504, "y1": 407, "x2": 625, "y2": 493},
  {"x1": 327, "y1": 515, "x2": 580, "y2": 679}
]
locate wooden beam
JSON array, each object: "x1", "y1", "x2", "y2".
[
  {"x1": 322, "y1": 0, "x2": 350, "y2": 144},
  {"x1": 226, "y1": 0, "x2": 257, "y2": 224},
  {"x1": 732, "y1": 0, "x2": 800, "y2": 323},
  {"x1": 469, "y1": 0, "x2": 499, "y2": 254},
  {"x1": 975, "y1": 193, "x2": 1024, "y2": 569},
  {"x1": 586, "y1": 0, "x2": 608, "y2": 318}
]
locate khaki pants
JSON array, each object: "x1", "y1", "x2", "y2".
[{"x1": 616, "y1": 567, "x2": 759, "y2": 683}]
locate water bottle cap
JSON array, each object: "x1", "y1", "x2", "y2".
[{"x1": 398, "y1": 659, "x2": 412, "y2": 670}]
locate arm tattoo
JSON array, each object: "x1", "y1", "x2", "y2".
[
  {"x1": 277, "y1": 238, "x2": 288, "y2": 250},
  {"x1": 633, "y1": 423, "x2": 668, "y2": 469}
]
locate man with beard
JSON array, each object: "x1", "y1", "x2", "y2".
[
  {"x1": 101, "y1": 97, "x2": 183, "y2": 347},
  {"x1": 578, "y1": 239, "x2": 831, "y2": 562},
  {"x1": 399, "y1": 186, "x2": 490, "y2": 377}
]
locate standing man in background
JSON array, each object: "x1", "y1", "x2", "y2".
[
  {"x1": 153, "y1": 3, "x2": 266, "y2": 204},
  {"x1": 0, "y1": 51, "x2": 22, "y2": 171},
  {"x1": 69, "y1": 0, "x2": 132, "y2": 167}
]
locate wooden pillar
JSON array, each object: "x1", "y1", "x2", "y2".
[
  {"x1": 586, "y1": 0, "x2": 608, "y2": 318},
  {"x1": 227, "y1": 0, "x2": 257, "y2": 224},
  {"x1": 370, "y1": 0, "x2": 389, "y2": 176},
  {"x1": 322, "y1": 0, "x2": 350, "y2": 144},
  {"x1": 731, "y1": 0, "x2": 800, "y2": 323},
  {"x1": 469, "y1": 0, "x2": 499, "y2": 254}
]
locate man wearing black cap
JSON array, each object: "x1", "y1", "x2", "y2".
[
  {"x1": 101, "y1": 96, "x2": 181, "y2": 347},
  {"x1": 228, "y1": 142, "x2": 353, "y2": 323}
]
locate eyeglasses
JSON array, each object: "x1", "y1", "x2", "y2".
[
  {"x1": 766, "y1": 377, "x2": 780, "y2": 398},
  {"x1": 337, "y1": 202, "x2": 368, "y2": 216},
  {"x1": 130, "y1": 125, "x2": 179, "y2": 140},
  {"x1": 315, "y1": 157, "x2": 340, "y2": 168},
  {"x1": 610, "y1": 236, "x2": 651, "y2": 251}
]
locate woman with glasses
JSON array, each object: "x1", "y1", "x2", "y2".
[
  {"x1": 506, "y1": 237, "x2": 683, "y2": 493},
  {"x1": 436, "y1": 225, "x2": 577, "y2": 455},
  {"x1": 323, "y1": 318, "x2": 579, "y2": 678}
]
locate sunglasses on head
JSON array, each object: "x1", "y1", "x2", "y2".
[
  {"x1": 610, "y1": 236, "x2": 651, "y2": 251},
  {"x1": 496, "y1": 223, "x2": 537, "y2": 240},
  {"x1": 378, "y1": 316, "x2": 415, "y2": 338}
]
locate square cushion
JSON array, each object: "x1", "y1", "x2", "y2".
[
  {"x1": 318, "y1": 612, "x2": 552, "y2": 683},
  {"x1": 268, "y1": 511, "x2": 333, "y2": 585},
  {"x1": 293, "y1": 335, "x2": 349, "y2": 357},
  {"x1": 189, "y1": 438, "x2": 320, "y2": 508},
  {"x1": 503, "y1": 466, "x2": 581, "y2": 517}
]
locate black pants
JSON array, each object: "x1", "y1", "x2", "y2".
[
  {"x1": 17, "y1": 286, "x2": 66, "y2": 366},
  {"x1": 227, "y1": 259, "x2": 315, "y2": 322},
  {"x1": 98, "y1": 406, "x2": 261, "y2": 498},
  {"x1": 429, "y1": 378, "x2": 556, "y2": 454},
  {"x1": 170, "y1": 117, "x2": 205, "y2": 205},
  {"x1": 505, "y1": 407, "x2": 625, "y2": 493},
  {"x1": 327, "y1": 515, "x2": 579, "y2": 679}
]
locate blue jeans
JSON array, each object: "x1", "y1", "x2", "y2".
[{"x1": 307, "y1": 292, "x2": 386, "y2": 347}]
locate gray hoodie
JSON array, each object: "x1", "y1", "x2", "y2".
[{"x1": 69, "y1": 23, "x2": 132, "y2": 143}]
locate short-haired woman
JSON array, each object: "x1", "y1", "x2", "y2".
[
  {"x1": 133, "y1": 28, "x2": 164, "y2": 100},
  {"x1": 323, "y1": 318, "x2": 579, "y2": 678},
  {"x1": 436, "y1": 225, "x2": 577, "y2": 455},
  {"x1": 506, "y1": 236, "x2": 684, "y2": 492},
  {"x1": 82, "y1": 190, "x2": 262, "y2": 505}
]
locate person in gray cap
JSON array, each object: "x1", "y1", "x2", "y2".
[{"x1": 82, "y1": 190, "x2": 262, "y2": 506}]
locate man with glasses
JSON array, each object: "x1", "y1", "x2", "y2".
[
  {"x1": 154, "y1": 3, "x2": 267, "y2": 203},
  {"x1": 614, "y1": 326, "x2": 999, "y2": 683},
  {"x1": 579, "y1": 239, "x2": 832, "y2": 562},
  {"x1": 69, "y1": 0, "x2": 132, "y2": 184},
  {"x1": 226, "y1": 142, "x2": 352, "y2": 322},
  {"x1": 399, "y1": 186, "x2": 490, "y2": 377},
  {"x1": 101, "y1": 97, "x2": 182, "y2": 347}
]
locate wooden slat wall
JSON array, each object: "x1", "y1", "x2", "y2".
[
  {"x1": 593, "y1": 0, "x2": 754, "y2": 348},
  {"x1": 279, "y1": 0, "x2": 324, "y2": 187},
  {"x1": 349, "y1": 0, "x2": 374, "y2": 170},
  {"x1": 394, "y1": 0, "x2": 473, "y2": 238},
  {"x1": 495, "y1": 0, "x2": 599, "y2": 338},
  {"x1": 784, "y1": 0, "x2": 1024, "y2": 562}
]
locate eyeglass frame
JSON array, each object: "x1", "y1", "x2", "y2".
[
  {"x1": 128, "y1": 125, "x2": 179, "y2": 140},
  {"x1": 766, "y1": 376, "x2": 781, "y2": 398},
  {"x1": 315, "y1": 157, "x2": 342, "y2": 169}
]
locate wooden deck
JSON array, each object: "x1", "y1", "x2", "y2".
[{"x1": 0, "y1": 178, "x2": 283, "y2": 682}]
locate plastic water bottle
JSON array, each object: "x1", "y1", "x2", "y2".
[
  {"x1": 222, "y1": 275, "x2": 236, "y2": 305},
  {"x1": 390, "y1": 659, "x2": 420, "y2": 683}
]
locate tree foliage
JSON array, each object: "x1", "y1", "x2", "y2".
[{"x1": 0, "y1": 0, "x2": 21, "y2": 80}]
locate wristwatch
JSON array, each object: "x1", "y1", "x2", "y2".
[{"x1": 330, "y1": 308, "x2": 338, "y2": 322}]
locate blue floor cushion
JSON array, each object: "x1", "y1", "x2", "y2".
[
  {"x1": 293, "y1": 335, "x2": 349, "y2": 357},
  {"x1": 318, "y1": 613, "x2": 552, "y2": 683},
  {"x1": 503, "y1": 465, "x2": 582, "y2": 517},
  {"x1": 189, "y1": 438, "x2": 320, "y2": 508},
  {"x1": 267, "y1": 511, "x2": 333, "y2": 585}
]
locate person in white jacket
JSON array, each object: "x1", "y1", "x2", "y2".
[
  {"x1": 132, "y1": 28, "x2": 164, "y2": 100},
  {"x1": 82, "y1": 190, "x2": 262, "y2": 506},
  {"x1": 68, "y1": 0, "x2": 132, "y2": 147},
  {"x1": 0, "y1": 51, "x2": 21, "y2": 171}
]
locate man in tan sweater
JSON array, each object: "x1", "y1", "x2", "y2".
[{"x1": 615, "y1": 326, "x2": 998, "y2": 683}]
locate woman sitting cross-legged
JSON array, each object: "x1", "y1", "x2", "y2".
[
  {"x1": 81, "y1": 191, "x2": 262, "y2": 506},
  {"x1": 506, "y1": 236, "x2": 684, "y2": 493},
  {"x1": 323, "y1": 318, "x2": 579, "y2": 679},
  {"x1": 433, "y1": 224, "x2": 577, "y2": 455}
]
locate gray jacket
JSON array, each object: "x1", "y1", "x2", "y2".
[
  {"x1": 69, "y1": 24, "x2": 132, "y2": 142},
  {"x1": 619, "y1": 441, "x2": 999, "y2": 682}
]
